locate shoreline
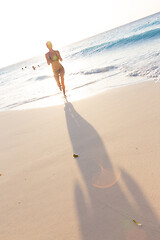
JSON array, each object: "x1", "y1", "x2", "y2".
[
  {"x1": 0, "y1": 80, "x2": 160, "y2": 239},
  {"x1": 1, "y1": 79, "x2": 156, "y2": 112}
]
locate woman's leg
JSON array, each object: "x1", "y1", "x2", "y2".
[
  {"x1": 54, "y1": 74, "x2": 62, "y2": 91},
  {"x1": 60, "y1": 68, "x2": 65, "y2": 95}
]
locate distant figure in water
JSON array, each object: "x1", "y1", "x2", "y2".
[{"x1": 45, "y1": 41, "x2": 65, "y2": 96}]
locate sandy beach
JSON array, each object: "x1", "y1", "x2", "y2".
[{"x1": 0, "y1": 80, "x2": 160, "y2": 240}]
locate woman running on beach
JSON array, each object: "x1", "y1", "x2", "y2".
[{"x1": 45, "y1": 41, "x2": 65, "y2": 96}]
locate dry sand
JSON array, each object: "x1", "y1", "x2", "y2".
[{"x1": 0, "y1": 81, "x2": 160, "y2": 240}]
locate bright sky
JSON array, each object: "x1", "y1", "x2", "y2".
[{"x1": 0, "y1": 0, "x2": 160, "y2": 68}]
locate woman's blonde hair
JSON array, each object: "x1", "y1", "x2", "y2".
[{"x1": 46, "y1": 41, "x2": 52, "y2": 49}]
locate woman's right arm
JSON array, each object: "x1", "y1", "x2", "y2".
[{"x1": 45, "y1": 53, "x2": 50, "y2": 65}]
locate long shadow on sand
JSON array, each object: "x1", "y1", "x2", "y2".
[{"x1": 64, "y1": 101, "x2": 160, "y2": 240}]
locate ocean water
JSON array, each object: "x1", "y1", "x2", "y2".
[{"x1": 0, "y1": 12, "x2": 160, "y2": 111}]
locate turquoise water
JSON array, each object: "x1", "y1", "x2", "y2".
[{"x1": 0, "y1": 12, "x2": 160, "y2": 111}]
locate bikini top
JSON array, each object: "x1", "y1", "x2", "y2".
[{"x1": 49, "y1": 52, "x2": 59, "y2": 61}]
